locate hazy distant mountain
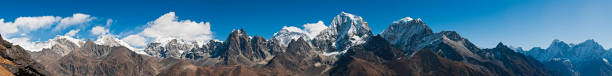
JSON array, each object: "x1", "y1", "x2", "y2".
[{"x1": 522, "y1": 39, "x2": 612, "y2": 76}]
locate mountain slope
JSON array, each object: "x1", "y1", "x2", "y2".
[
  {"x1": 329, "y1": 35, "x2": 493, "y2": 76},
  {"x1": 313, "y1": 12, "x2": 373, "y2": 54},
  {"x1": 0, "y1": 35, "x2": 50, "y2": 76},
  {"x1": 214, "y1": 29, "x2": 274, "y2": 66},
  {"x1": 43, "y1": 40, "x2": 161, "y2": 76},
  {"x1": 379, "y1": 17, "x2": 554, "y2": 76}
]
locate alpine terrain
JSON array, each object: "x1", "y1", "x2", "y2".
[{"x1": 2, "y1": 12, "x2": 598, "y2": 76}]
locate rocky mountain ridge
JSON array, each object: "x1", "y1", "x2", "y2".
[
  {"x1": 522, "y1": 39, "x2": 612, "y2": 76},
  {"x1": 5, "y1": 12, "x2": 568, "y2": 76}
]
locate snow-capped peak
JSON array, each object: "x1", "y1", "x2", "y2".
[
  {"x1": 94, "y1": 35, "x2": 142, "y2": 54},
  {"x1": 315, "y1": 12, "x2": 373, "y2": 53},
  {"x1": 143, "y1": 38, "x2": 199, "y2": 58},
  {"x1": 393, "y1": 17, "x2": 414, "y2": 23},
  {"x1": 273, "y1": 26, "x2": 311, "y2": 46},
  {"x1": 547, "y1": 39, "x2": 570, "y2": 50},
  {"x1": 381, "y1": 17, "x2": 432, "y2": 47},
  {"x1": 5, "y1": 35, "x2": 84, "y2": 52},
  {"x1": 339, "y1": 11, "x2": 356, "y2": 19},
  {"x1": 54, "y1": 36, "x2": 84, "y2": 47},
  {"x1": 156, "y1": 38, "x2": 197, "y2": 48}
]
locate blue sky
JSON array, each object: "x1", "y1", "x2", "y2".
[{"x1": 0, "y1": 0, "x2": 611, "y2": 50}]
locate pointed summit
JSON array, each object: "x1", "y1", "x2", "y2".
[
  {"x1": 492, "y1": 42, "x2": 513, "y2": 52},
  {"x1": 548, "y1": 39, "x2": 570, "y2": 50},
  {"x1": 574, "y1": 39, "x2": 605, "y2": 51},
  {"x1": 314, "y1": 12, "x2": 373, "y2": 52},
  {"x1": 495, "y1": 42, "x2": 509, "y2": 49},
  {"x1": 381, "y1": 16, "x2": 433, "y2": 45},
  {"x1": 84, "y1": 39, "x2": 95, "y2": 45},
  {"x1": 272, "y1": 26, "x2": 311, "y2": 46},
  {"x1": 392, "y1": 17, "x2": 414, "y2": 23},
  {"x1": 329, "y1": 12, "x2": 371, "y2": 32},
  {"x1": 578, "y1": 39, "x2": 599, "y2": 46},
  {"x1": 229, "y1": 29, "x2": 248, "y2": 38}
]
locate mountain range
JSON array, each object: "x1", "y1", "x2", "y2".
[
  {"x1": 0, "y1": 12, "x2": 606, "y2": 76},
  {"x1": 521, "y1": 39, "x2": 612, "y2": 76}
]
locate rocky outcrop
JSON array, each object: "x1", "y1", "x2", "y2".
[
  {"x1": 313, "y1": 12, "x2": 373, "y2": 53},
  {"x1": 214, "y1": 29, "x2": 274, "y2": 66},
  {"x1": 329, "y1": 35, "x2": 492, "y2": 76},
  {"x1": 0, "y1": 35, "x2": 50, "y2": 76},
  {"x1": 44, "y1": 40, "x2": 161, "y2": 76},
  {"x1": 266, "y1": 37, "x2": 330, "y2": 75}
]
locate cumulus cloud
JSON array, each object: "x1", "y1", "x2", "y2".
[
  {"x1": 0, "y1": 16, "x2": 62, "y2": 34},
  {"x1": 121, "y1": 35, "x2": 147, "y2": 47},
  {"x1": 64, "y1": 29, "x2": 80, "y2": 37},
  {"x1": 0, "y1": 13, "x2": 97, "y2": 52},
  {"x1": 91, "y1": 26, "x2": 109, "y2": 35},
  {"x1": 0, "y1": 19, "x2": 19, "y2": 34},
  {"x1": 122, "y1": 12, "x2": 213, "y2": 47},
  {"x1": 6, "y1": 37, "x2": 53, "y2": 52},
  {"x1": 276, "y1": 21, "x2": 328, "y2": 39},
  {"x1": 54, "y1": 13, "x2": 94, "y2": 31},
  {"x1": 303, "y1": 21, "x2": 327, "y2": 37},
  {"x1": 281, "y1": 26, "x2": 306, "y2": 33}
]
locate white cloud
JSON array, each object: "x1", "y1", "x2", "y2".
[
  {"x1": 0, "y1": 16, "x2": 62, "y2": 35},
  {"x1": 54, "y1": 13, "x2": 94, "y2": 31},
  {"x1": 123, "y1": 12, "x2": 213, "y2": 47},
  {"x1": 6, "y1": 37, "x2": 53, "y2": 51},
  {"x1": 91, "y1": 26, "x2": 109, "y2": 35},
  {"x1": 276, "y1": 21, "x2": 328, "y2": 39},
  {"x1": 121, "y1": 35, "x2": 147, "y2": 47},
  {"x1": 281, "y1": 26, "x2": 306, "y2": 33},
  {"x1": 303, "y1": 21, "x2": 327, "y2": 38},
  {"x1": 64, "y1": 29, "x2": 80, "y2": 37},
  {"x1": 0, "y1": 13, "x2": 95, "y2": 36},
  {"x1": 0, "y1": 19, "x2": 19, "y2": 34},
  {"x1": 0, "y1": 13, "x2": 98, "y2": 52},
  {"x1": 105, "y1": 19, "x2": 113, "y2": 26}
]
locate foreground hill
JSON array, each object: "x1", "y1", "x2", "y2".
[{"x1": 0, "y1": 35, "x2": 50, "y2": 76}]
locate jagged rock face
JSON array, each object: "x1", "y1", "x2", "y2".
[
  {"x1": 144, "y1": 39, "x2": 199, "y2": 59},
  {"x1": 267, "y1": 39, "x2": 286, "y2": 55},
  {"x1": 543, "y1": 58, "x2": 579, "y2": 76},
  {"x1": 523, "y1": 39, "x2": 612, "y2": 76},
  {"x1": 381, "y1": 17, "x2": 433, "y2": 53},
  {"x1": 44, "y1": 40, "x2": 161, "y2": 76},
  {"x1": 266, "y1": 37, "x2": 330, "y2": 75},
  {"x1": 216, "y1": 29, "x2": 273, "y2": 66},
  {"x1": 29, "y1": 37, "x2": 83, "y2": 70},
  {"x1": 184, "y1": 40, "x2": 223, "y2": 60},
  {"x1": 377, "y1": 17, "x2": 555, "y2": 76},
  {"x1": 480, "y1": 43, "x2": 552, "y2": 76},
  {"x1": 50, "y1": 37, "x2": 82, "y2": 56},
  {"x1": 314, "y1": 12, "x2": 372, "y2": 52},
  {"x1": 329, "y1": 35, "x2": 492, "y2": 76},
  {"x1": 272, "y1": 27, "x2": 311, "y2": 47},
  {"x1": 0, "y1": 35, "x2": 50, "y2": 76}
]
